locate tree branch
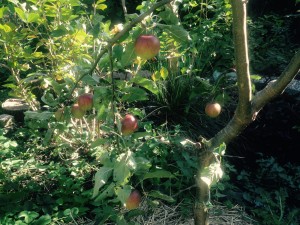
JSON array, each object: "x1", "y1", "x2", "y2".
[
  {"x1": 252, "y1": 50, "x2": 300, "y2": 113},
  {"x1": 66, "y1": 0, "x2": 174, "y2": 100},
  {"x1": 206, "y1": 1, "x2": 300, "y2": 151},
  {"x1": 206, "y1": 0, "x2": 251, "y2": 150},
  {"x1": 231, "y1": 0, "x2": 252, "y2": 119}
]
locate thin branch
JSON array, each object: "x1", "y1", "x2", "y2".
[
  {"x1": 66, "y1": 0, "x2": 174, "y2": 101},
  {"x1": 252, "y1": 50, "x2": 300, "y2": 113}
]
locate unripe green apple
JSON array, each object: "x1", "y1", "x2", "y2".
[
  {"x1": 205, "y1": 102, "x2": 221, "y2": 118},
  {"x1": 121, "y1": 114, "x2": 138, "y2": 136},
  {"x1": 78, "y1": 93, "x2": 93, "y2": 111},
  {"x1": 125, "y1": 189, "x2": 142, "y2": 210},
  {"x1": 71, "y1": 104, "x2": 85, "y2": 119},
  {"x1": 134, "y1": 35, "x2": 160, "y2": 60},
  {"x1": 55, "y1": 108, "x2": 65, "y2": 121}
]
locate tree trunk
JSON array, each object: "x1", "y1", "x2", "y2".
[{"x1": 194, "y1": 151, "x2": 215, "y2": 225}]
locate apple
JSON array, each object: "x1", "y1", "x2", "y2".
[
  {"x1": 205, "y1": 102, "x2": 221, "y2": 118},
  {"x1": 71, "y1": 104, "x2": 85, "y2": 119},
  {"x1": 125, "y1": 189, "x2": 142, "y2": 210},
  {"x1": 134, "y1": 35, "x2": 160, "y2": 60},
  {"x1": 78, "y1": 93, "x2": 93, "y2": 111},
  {"x1": 121, "y1": 114, "x2": 138, "y2": 136},
  {"x1": 55, "y1": 108, "x2": 65, "y2": 121}
]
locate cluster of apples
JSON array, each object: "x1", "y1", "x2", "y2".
[{"x1": 54, "y1": 93, "x2": 94, "y2": 121}]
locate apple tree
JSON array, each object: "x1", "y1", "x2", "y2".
[{"x1": 0, "y1": 0, "x2": 299, "y2": 224}]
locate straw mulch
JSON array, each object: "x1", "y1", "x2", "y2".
[{"x1": 64, "y1": 201, "x2": 257, "y2": 225}]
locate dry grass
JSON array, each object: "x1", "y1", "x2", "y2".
[{"x1": 64, "y1": 200, "x2": 257, "y2": 225}]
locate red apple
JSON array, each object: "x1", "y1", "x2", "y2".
[
  {"x1": 205, "y1": 102, "x2": 221, "y2": 118},
  {"x1": 71, "y1": 104, "x2": 85, "y2": 119},
  {"x1": 121, "y1": 114, "x2": 138, "y2": 136},
  {"x1": 55, "y1": 108, "x2": 65, "y2": 121},
  {"x1": 78, "y1": 93, "x2": 93, "y2": 111},
  {"x1": 125, "y1": 189, "x2": 142, "y2": 210},
  {"x1": 134, "y1": 35, "x2": 160, "y2": 60}
]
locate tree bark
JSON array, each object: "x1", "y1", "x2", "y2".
[{"x1": 194, "y1": 1, "x2": 300, "y2": 225}]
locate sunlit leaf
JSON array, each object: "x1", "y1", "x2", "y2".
[
  {"x1": 131, "y1": 75, "x2": 158, "y2": 95},
  {"x1": 27, "y1": 12, "x2": 39, "y2": 23},
  {"x1": 92, "y1": 166, "x2": 113, "y2": 198},
  {"x1": 0, "y1": 24, "x2": 12, "y2": 33},
  {"x1": 15, "y1": 7, "x2": 27, "y2": 23},
  {"x1": 160, "y1": 67, "x2": 168, "y2": 80},
  {"x1": 157, "y1": 24, "x2": 191, "y2": 44},
  {"x1": 96, "y1": 4, "x2": 107, "y2": 10}
]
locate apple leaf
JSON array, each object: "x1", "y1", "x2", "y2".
[
  {"x1": 92, "y1": 166, "x2": 113, "y2": 198},
  {"x1": 27, "y1": 12, "x2": 39, "y2": 23},
  {"x1": 134, "y1": 157, "x2": 151, "y2": 176},
  {"x1": 148, "y1": 190, "x2": 175, "y2": 203},
  {"x1": 115, "y1": 184, "x2": 132, "y2": 205},
  {"x1": 121, "y1": 87, "x2": 148, "y2": 102},
  {"x1": 157, "y1": 24, "x2": 191, "y2": 44},
  {"x1": 24, "y1": 111, "x2": 53, "y2": 120},
  {"x1": 158, "y1": 7, "x2": 179, "y2": 25},
  {"x1": 131, "y1": 75, "x2": 158, "y2": 95},
  {"x1": 94, "y1": 183, "x2": 115, "y2": 203},
  {"x1": 213, "y1": 142, "x2": 226, "y2": 156},
  {"x1": 120, "y1": 42, "x2": 136, "y2": 67},
  {"x1": 0, "y1": 7, "x2": 8, "y2": 19},
  {"x1": 14, "y1": 7, "x2": 27, "y2": 23},
  {"x1": 113, "y1": 160, "x2": 131, "y2": 185},
  {"x1": 200, "y1": 162, "x2": 223, "y2": 187},
  {"x1": 142, "y1": 169, "x2": 175, "y2": 180}
]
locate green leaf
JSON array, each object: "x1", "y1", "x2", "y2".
[
  {"x1": 142, "y1": 169, "x2": 175, "y2": 180},
  {"x1": 32, "y1": 215, "x2": 51, "y2": 225},
  {"x1": 92, "y1": 166, "x2": 113, "y2": 198},
  {"x1": 94, "y1": 183, "x2": 115, "y2": 202},
  {"x1": 113, "y1": 160, "x2": 131, "y2": 185},
  {"x1": 18, "y1": 211, "x2": 39, "y2": 223},
  {"x1": 158, "y1": 24, "x2": 191, "y2": 44},
  {"x1": 120, "y1": 43, "x2": 136, "y2": 67},
  {"x1": 134, "y1": 157, "x2": 151, "y2": 176},
  {"x1": 27, "y1": 12, "x2": 39, "y2": 23},
  {"x1": 0, "y1": 7, "x2": 8, "y2": 19},
  {"x1": 160, "y1": 67, "x2": 169, "y2": 80},
  {"x1": 0, "y1": 24, "x2": 12, "y2": 33},
  {"x1": 148, "y1": 190, "x2": 175, "y2": 203},
  {"x1": 121, "y1": 87, "x2": 148, "y2": 102},
  {"x1": 24, "y1": 111, "x2": 53, "y2": 120},
  {"x1": 213, "y1": 142, "x2": 226, "y2": 156},
  {"x1": 131, "y1": 75, "x2": 158, "y2": 95},
  {"x1": 201, "y1": 162, "x2": 223, "y2": 187},
  {"x1": 96, "y1": 4, "x2": 107, "y2": 10},
  {"x1": 158, "y1": 7, "x2": 179, "y2": 25},
  {"x1": 115, "y1": 184, "x2": 131, "y2": 205},
  {"x1": 51, "y1": 27, "x2": 68, "y2": 37},
  {"x1": 15, "y1": 7, "x2": 27, "y2": 22}
]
